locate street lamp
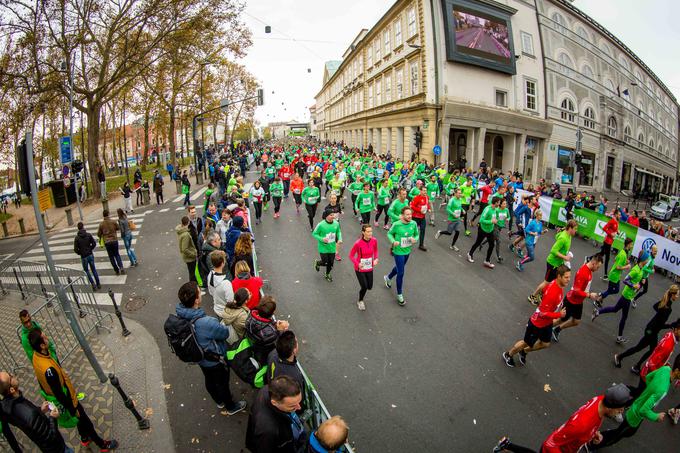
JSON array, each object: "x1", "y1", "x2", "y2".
[{"x1": 60, "y1": 54, "x2": 84, "y2": 221}]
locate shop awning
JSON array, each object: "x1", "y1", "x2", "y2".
[{"x1": 634, "y1": 167, "x2": 663, "y2": 178}]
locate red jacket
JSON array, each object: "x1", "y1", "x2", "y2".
[
  {"x1": 279, "y1": 166, "x2": 292, "y2": 181},
  {"x1": 349, "y1": 237, "x2": 379, "y2": 272},
  {"x1": 410, "y1": 195, "x2": 429, "y2": 219},
  {"x1": 542, "y1": 396, "x2": 604, "y2": 453},
  {"x1": 232, "y1": 274, "x2": 264, "y2": 310},
  {"x1": 641, "y1": 331, "x2": 678, "y2": 381},
  {"x1": 603, "y1": 218, "x2": 618, "y2": 245}
]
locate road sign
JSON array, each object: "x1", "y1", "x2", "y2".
[
  {"x1": 60, "y1": 136, "x2": 72, "y2": 165},
  {"x1": 220, "y1": 98, "x2": 229, "y2": 113},
  {"x1": 62, "y1": 165, "x2": 70, "y2": 177},
  {"x1": 37, "y1": 188, "x2": 53, "y2": 212},
  {"x1": 433, "y1": 145, "x2": 442, "y2": 156}
]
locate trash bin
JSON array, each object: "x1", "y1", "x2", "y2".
[
  {"x1": 141, "y1": 187, "x2": 150, "y2": 205},
  {"x1": 175, "y1": 180, "x2": 182, "y2": 194}
]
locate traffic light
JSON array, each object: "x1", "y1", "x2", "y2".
[
  {"x1": 16, "y1": 139, "x2": 31, "y2": 196},
  {"x1": 71, "y1": 159, "x2": 84, "y2": 173},
  {"x1": 414, "y1": 130, "x2": 423, "y2": 150},
  {"x1": 257, "y1": 88, "x2": 264, "y2": 106}
]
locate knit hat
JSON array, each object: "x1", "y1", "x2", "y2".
[
  {"x1": 603, "y1": 383, "x2": 631, "y2": 409},
  {"x1": 638, "y1": 251, "x2": 650, "y2": 263}
]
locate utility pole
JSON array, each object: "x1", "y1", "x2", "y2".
[{"x1": 25, "y1": 131, "x2": 107, "y2": 383}]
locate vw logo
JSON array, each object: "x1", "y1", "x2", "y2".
[{"x1": 641, "y1": 237, "x2": 656, "y2": 252}]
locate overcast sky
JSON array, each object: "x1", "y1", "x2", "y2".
[{"x1": 241, "y1": 0, "x2": 680, "y2": 126}]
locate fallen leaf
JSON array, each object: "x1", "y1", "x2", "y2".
[
  {"x1": 544, "y1": 384, "x2": 552, "y2": 392},
  {"x1": 391, "y1": 404, "x2": 397, "y2": 408}
]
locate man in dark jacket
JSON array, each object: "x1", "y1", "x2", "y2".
[
  {"x1": 267, "y1": 331, "x2": 306, "y2": 404},
  {"x1": 175, "y1": 281, "x2": 246, "y2": 415},
  {"x1": 187, "y1": 205, "x2": 204, "y2": 251},
  {"x1": 74, "y1": 222, "x2": 101, "y2": 290},
  {"x1": 0, "y1": 370, "x2": 73, "y2": 453},
  {"x1": 246, "y1": 376, "x2": 306, "y2": 453}
]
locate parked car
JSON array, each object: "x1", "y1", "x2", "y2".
[{"x1": 651, "y1": 201, "x2": 673, "y2": 221}]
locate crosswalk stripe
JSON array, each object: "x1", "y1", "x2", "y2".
[
  {"x1": 171, "y1": 193, "x2": 184, "y2": 203},
  {"x1": 45, "y1": 291, "x2": 121, "y2": 307},
  {"x1": 159, "y1": 208, "x2": 169, "y2": 213},
  {"x1": 23, "y1": 250, "x2": 133, "y2": 261},
  {"x1": 175, "y1": 206, "x2": 185, "y2": 211},
  {"x1": 47, "y1": 231, "x2": 140, "y2": 245},
  {"x1": 1, "y1": 274, "x2": 126, "y2": 285},
  {"x1": 50, "y1": 218, "x2": 145, "y2": 239},
  {"x1": 58, "y1": 262, "x2": 121, "y2": 271},
  {"x1": 25, "y1": 239, "x2": 137, "y2": 255},
  {"x1": 190, "y1": 186, "x2": 208, "y2": 201}
]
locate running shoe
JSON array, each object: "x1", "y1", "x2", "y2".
[
  {"x1": 502, "y1": 352, "x2": 515, "y2": 368},
  {"x1": 517, "y1": 249, "x2": 524, "y2": 259},
  {"x1": 616, "y1": 336, "x2": 628, "y2": 344},
  {"x1": 497, "y1": 256, "x2": 503, "y2": 263},
  {"x1": 518, "y1": 351, "x2": 527, "y2": 366},
  {"x1": 450, "y1": 245, "x2": 460, "y2": 252},
  {"x1": 630, "y1": 366, "x2": 640, "y2": 375},
  {"x1": 508, "y1": 244, "x2": 515, "y2": 253},
  {"x1": 383, "y1": 224, "x2": 390, "y2": 230},
  {"x1": 668, "y1": 408, "x2": 680, "y2": 425},
  {"x1": 100, "y1": 440, "x2": 119, "y2": 452},
  {"x1": 383, "y1": 275, "x2": 392, "y2": 289},
  {"x1": 631, "y1": 300, "x2": 637, "y2": 309},
  {"x1": 465, "y1": 230, "x2": 471, "y2": 236},
  {"x1": 396, "y1": 294, "x2": 405, "y2": 306},
  {"x1": 551, "y1": 327, "x2": 560, "y2": 343},
  {"x1": 613, "y1": 353, "x2": 621, "y2": 368},
  {"x1": 494, "y1": 437, "x2": 511, "y2": 452},
  {"x1": 592, "y1": 297, "x2": 603, "y2": 309},
  {"x1": 418, "y1": 245, "x2": 428, "y2": 252},
  {"x1": 81, "y1": 439, "x2": 91, "y2": 447},
  {"x1": 374, "y1": 221, "x2": 379, "y2": 227},
  {"x1": 527, "y1": 294, "x2": 535, "y2": 303},
  {"x1": 467, "y1": 253, "x2": 474, "y2": 263},
  {"x1": 483, "y1": 261, "x2": 495, "y2": 269},
  {"x1": 601, "y1": 275, "x2": 608, "y2": 281},
  {"x1": 357, "y1": 300, "x2": 366, "y2": 311},
  {"x1": 335, "y1": 254, "x2": 342, "y2": 261},
  {"x1": 314, "y1": 260, "x2": 320, "y2": 273},
  {"x1": 434, "y1": 230, "x2": 441, "y2": 240},
  {"x1": 324, "y1": 273, "x2": 333, "y2": 282},
  {"x1": 225, "y1": 400, "x2": 247, "y2": 415},
  {"x1": 591, "y1": 308, "x2": 599, "y2": 322}
]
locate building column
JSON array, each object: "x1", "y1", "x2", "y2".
[
  {"x1": 515, "y1": 134, "x2": 527, "y2": 174},
  {"x1": 386, "y1": 127, "x2": 393, "y2": 155},
  {"x1": 396, "y1": 127, "x2": 404, "y2": 159},
  {"x1": 474, "y1": 127, "x2": 487, "y2": 170}
]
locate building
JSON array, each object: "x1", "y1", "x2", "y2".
[
  {"x1": 267, "y1": 121, "x2": 311, "y2": 138},
  {"x1": 314, "y1": 0, "x2": 679, "y2": 193}
]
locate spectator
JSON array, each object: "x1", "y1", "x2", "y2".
[
  {"x1": 207, "y1": 251, "x2": 233, "y2": 318},
  {"x1": 232, "y1": 261, "x2": 263, "y2": 309},
  {"x1": 0, "y1": 370, "x2": 74, "y2": 453},
  {"x1": 628, "y1": 210, "x2": 640, "y2": 227},
  {"x1": 225, "y1": 215, "x2": 250, "y2": 263},
  {"x1": 153, "y1": 170, "x2": 164, "y2": 205},
  {"x1": 117, "y1": 209, "x2": 138, "y2": 268},
  {"x1": 120, "y1": 181, "x2": 134, "y2": 213},
  {"x1": 215, "y1": 209, "x2": 232, "y2": 243},
  {"x1": 267, "y1": 331, "x2": 306, "y2": 403},
  {"x1": 651, "y1": 219, "x2": 665, "y2": 237},
  {"x1": 176, "y1": 216, "x2": 198, "y2": 282},
  {"x1": 638, "y1": 211, "x2": 649, "y2": 230},
  {"x1": 223, "y1": 287, "x2": 251, "y2": 341},
  {"x1": 597, "y1": 197, "x2": 607, "y2": 215},
  {"x1": 246, "y1": 296, "x2": 288, "y2": 364},
  {"x1": 308, "y1": 416, "x2": 350, "y2": 453},
  {"x1": 201, "y1": 231, "x2": 222, "y2": 276},
  {"x1": 245, "y1": 376, "x2": 306, "y2": 453},
  {"x1": 19, "y1": 310, "x2": 56, "y2": 362},
  {"x1": 230, "y1": 233, "x2": 255, "y2": 277},
  {"x1": 187, "y1": 205, "x2": 204, "y2": 251},
  {"x1": 97, "y1": 165, "x2": 106, "y2": 199},
  {"x1": 97, "y1": 209, "x2": 124, "y2": 275},
  {"x1": 28, "y1": 329, "x2": 118, "y2": 450},
  {"x1": 73, "y1": 222, "x2": 101, "y2": 290},
  {"x1": 174, "y1": 281, "x2": 246, "y2": 415}
]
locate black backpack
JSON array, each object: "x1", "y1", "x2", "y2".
[{"x1": 164, "y1": 314, "x2": 220, "y2": 363}]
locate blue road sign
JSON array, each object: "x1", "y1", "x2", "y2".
[
  {"x1": 433, "y1": 145, "x2": 442, "y2": 156},
  {"x1": 60, "y1": 136, "x2": 72, "y2": 164}
]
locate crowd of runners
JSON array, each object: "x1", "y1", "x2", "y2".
[{"x1": 164, "y1": 140, "x2": 680, "y2": 452}]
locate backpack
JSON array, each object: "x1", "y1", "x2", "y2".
[
  {"x1": 225, "y1": 337, "x2": 268, "y2": 388},
  {"x1": 163, "y1": 314, "x2": 220, "y2": 363}
]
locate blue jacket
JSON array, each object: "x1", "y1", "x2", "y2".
[
  {"x1": 514, "y1": 203, "x2": 531, "y2": 228},
  {"x1": 175, "y1": 304, "x2": 228, "y2": 368},
  {"x1": 224, "y1": 225, "x2": 251, "y2": 261}
]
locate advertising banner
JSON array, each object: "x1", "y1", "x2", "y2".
[{"x1": 633, "y1": 228, "x2": 680, "y2": 276}]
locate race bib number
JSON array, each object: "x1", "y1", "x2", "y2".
[
  {"x1": 498, "y1": 213, "x2": 507, "y2": 220},
  {"x1": 325, "y1": 233, "x2": 336, "y2": 243},
  {"x1": 421, "y1": 205, "x2": 427, "y2": 214},
  {"x1": 283, "y1": 172, "x2": 290, "y2": 178},
  {"x1": 363, "y1": 198, "x2": 371, "y2": 206},
  {"x1": 453, "y1": 209, "x2": 461, "y2": 218},
  {"x1": 465, "y1": 197, "x2": 471, "y2": 204},
  {"x1": 382, "y1": 197, "x2": 390, "y2": 205},
  {"x1": 359, "y1": 258, "x2": 373, "y2": 270},
  {"x1": 400, "y1": 236, "x2": 411, "y2": 248},
  {"x1": 308, "y1": 196, "x2": 318, "y2": 204},
  {"x1": 293, "y1": 189, "x2": 301, "y2": 194}
]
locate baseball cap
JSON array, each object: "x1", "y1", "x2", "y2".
[{"x1": 603, "y1": 383, "x2": 631, "y2": 408}]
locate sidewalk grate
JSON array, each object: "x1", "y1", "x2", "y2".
[{"x1": 124, "y1": 296, "x2": 147, "y2": 312}]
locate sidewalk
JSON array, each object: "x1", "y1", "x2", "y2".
[{"x1": 0, "y1": 291, "x2": 174, "y2": 452}]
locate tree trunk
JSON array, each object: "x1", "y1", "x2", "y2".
[
  {"x1": 142, "y1": 106, "x2": 150, "y2": 172},
  {"x1": 230, "y1": 103, "x2": 245, "y2": 147},
  {"x1": 184, "y1": 113, "x2": 190, "y2": 165},
  {"x1": 223, "y1": 112, "x2": 229, "y2": 147},
  {"x1": 86, "y1": 100, "x2": 102, "y2": 198},
  {"x1": 101, "y1": 106, "x2": 108, "y2": 171},
  {"x1": 212, "y1": 119, "x2": 218, "y2": 150},
  {"x1": 168, "y1": 104, "x2": 177, "y2": 168}
]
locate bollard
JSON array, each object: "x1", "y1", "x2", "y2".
[
  {"x1": 65, "y1": 208, "x2": 73, "y2": 226},
  {"x1": 175, "y1": 180, "x2": 182, "y2": 194},
  {"x1": 36, "y1": 273, "x2": 48, "y2": 298},
  {"x1": 102, "y1": 199, "x2": 109, "y2": 214},
  {"x1": 18, "y1": 218, "x2": 25, "y2": 234},
  {"x1": 0, "y1": 278, "x2": 7, "y2": 298},
  {"x1": 108, "y1": 290, "x2": 130, "y2": 336},
  {"x1": 13, "y1": 268, "x2": 26, "y2": 300},
  {"x1": 1, "y1": 221, "x2": 7, "y2": 237},
  {"x1": 67, "y1": 276, "x2": 87, "y2": 318},
  {"x1": 141, "y1": 187, "x2": 150, "y2": 205},
  {"x1": 109, "y1": 373, "x2": 151, "y2": 430}
]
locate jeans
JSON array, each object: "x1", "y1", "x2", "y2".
[
  {"x1": 104, "y1": 241, "x2": 123, "y2": 273},
  {"x1": 200, "y1": 364, "x2": 236, "y2": 408},
  {"x1": 99, "y1": 181, "x2": 107, "y2": 199},
  {"x1": 388, "y1": 253, "x2": 410, "y2": 295},
  {"x1": 520, "y1": 242, "x2": 536, "y2": 265},
  {"x1": 599, "y1": 296, "x2": 632, "y2": 337},
  {"x1": 123, "y1": 233, "x2": 138, "y2": 265},
  {"x1": 81, "y1": 255, "x2": 100, "y2": 286},
  {"x1": 183, "y1": 192, "x2": 191, "y2": 206}
]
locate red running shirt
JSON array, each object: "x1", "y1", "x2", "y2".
[
  {"x1": 542, "y1": 396, "x2": 604, "y2": 453},
  {"x1": 566, "y1": 264, "x2": 592, "y2": 305},
  {"x1": 641, "y1": 331, "x2": 677, "y2": 381},
  {"x1": 603, "y1": 218, "x2": 618, "y2": 245},
  {"x1": 480, "y1": 185, "x2": 493, "y2": 204},
  {"x1": 530, "y1": 280, "x2": 564, "y2": 328}
]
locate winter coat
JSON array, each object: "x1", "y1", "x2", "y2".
[
  {"x1": 97, "y1": 218, "x2": 119, "y2": 243},
  {"x1": 245, "y1": 309, "x2": 279, "y2": 364},
  {"x1": 232, "y1": 272, "x2": 263, "y2": 309},
  {"x1": 222, "y1": 305, "x2": 249, "y2": 338},
  {"x1": 176, "y1": 224, "x2": 197, "y2": 263},
  {"x1": 73, "y1": 230, "x2": 96, "y2": 258},
  {"x1": 224, "y1": 225, "x2": 250, "y2": 261},
  {"x1": 175, "y1": 304, "x2": 227, "y2": 368},
  {"x1": 0, "y1": 395, "x2": 67, "y2": 453},
  {"x1": 246, "y1": 385, "x2": 307, "y2": 453}
]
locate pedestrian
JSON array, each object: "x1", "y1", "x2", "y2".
[
  {"x1": 302, "y1": 179, "x2": 320, "y2": 230},
  {"x1": 245, "y1": 296, "x2": 289, "y2": 364},
  {"x1": 528, "y1": 220, "x2": 577, "y2": 305},
  {"x1": 266, "y1": 331, "x2": 306, "y2": 403},
  {"x1": 349, "y1": 224, "x2": 378, "y2": 311},
  {"x1": 207, "y1": 250, "x2": 233, "y2": 319},
  {"x1": 410, "y1": 185, "x2": 430, "y2": 251},
  {"x1": 467, "y1": 196, "x2": 500, "y2": 269},
  {"x1": 515, "y1": 210, "x2": 543, "y2": 272},
  {"x1": 494, "y1": 384, "x2": 631, "y2": 453},
  {"x1": 232, "y1": 261, "x2": 263, "y2": 310},
  {"x1": 384, "y1": 206, "x2": 419, "y2": 306},
  {"x1": 354, "y1": 182, "x2": 376, "y2": 226},
  {"x1": 375, "y1": 178, "x2": 391, "y2": 229},
  {"x1": 313, "y1": 209, "x2": 342, "y2": 282},
  {"x1": 224, "y1": 215, "x2": 250, "y2": 263},
  {"x1": 174, "y1": 281, "x2": 247, "y2": 415},
  {"x1": 633, "y1": 244, "x2": 657, "y2": 308},
  {"x1": 270, "y1": 177, "x2": 284, "y2": 219},
  {"x1": 307, "y1": 416, "x2": 349, "y2": 453},
  {"x1": 551, "y1": 254, "x2": 604, "y2": 342},
  {"x1": 387, "y1": 187, "x2": 409, "y2": 230},
  {"x1": 592, "y1": 251, "x2": 650, "y2": 344},
  {"x1": 470, "y1": 179, "x2": 495, "y2": 227},
  {"x1": 230, "y1": 233, "x2": 255, "y2": 277},
  {"x1": 176, "y1": 216, "x2": 198, "y2": 282},
  {"x1": 503, "y1": 265, "x2": 570, "y2": 367},
  {"x1": 19, "y1": 310, "x2": 57, "y2": 362},
  {"x1": 215, "y1": 208, "x2": 232, "y2": 243},
  {"x1": 134, "y1": 168, "x2": 143, "y2": 206},
  {"x1": 249, "y1": 180, "x2": 265, "y2": 225},
  {"x1": 245, "y1": 376, "x2": 306, "y2": 453},
  {"x1": 73, "y1": 222, "x2": 101, "y2": 290},
  {"x1": 97, "y1": 165, "x2": 106, "y2": 200},
  {"x1": 223, "y1": 288, "x2": 251, "y2": 341},
  {"x1": 0, "y1": 370, "x2": 75, "y2": 453},
  {"x1": 117, "y1": 209, "x2": 138, "y2": 267},
  {"x1": 596, "y1": 238, "x2": 633, "y2": 306},
  {"x1": 323, "y1": 193, "x2": 343, "y2": 261},
  {"x1": 97, "y1": 209, "x2": 124, "y2": 275},
  {"x1": 181, "y1": 171, "x2": 191, "y2": 206},
  {"x1": 119, "y1": 181, "x2": 133, "y2": 213},
  {"x1": 28, "y1": 329, "x2": 118, "y2": 450},
  {"x1": 631, "y1": 319, "x2": 680, "y2": 397},
  {"x1": 426, "y1": 174, "x2": 440, "y2": 226},
  {"x1": 615, "y1": 285, "x2": 678, "y2": 373},
  {"x1": 459, "y1": 177, "x2": 476, "y2": 236},
  {"x1": 153, "y1": 170, "x2": 164, "y2": 204}
]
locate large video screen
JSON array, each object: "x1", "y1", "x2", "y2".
[{"x1": 442, "y1": 0, "x2": 516, "y2": 75}]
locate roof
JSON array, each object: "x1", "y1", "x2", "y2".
[{"x1": 324, "y1": 60, "x2": 342, "y2": 78}]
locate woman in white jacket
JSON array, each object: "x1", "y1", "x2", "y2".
[
  {"x1": 249, "y1": 181, "x2": 265, "y2": 225},
  {"x1": 207, "y1": 251, "x2": 234, "y2": 318}
]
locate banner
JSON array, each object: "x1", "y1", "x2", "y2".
[{"x1": 633, "y1": 228, "x2": 680, "y2": 276}]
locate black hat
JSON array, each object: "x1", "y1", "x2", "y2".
[{"x1": 603, "y1": 384, "x2": 631, "y2": 409}]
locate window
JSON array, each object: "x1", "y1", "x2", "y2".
[
  {"x1": 375, "y1": 79, "x2": 382, "y2": 106},
  {"x1": 408, "y1": 7, "x2": 417, "y2": 37},
  {"x1": 638, "y1": 132, "x2": 645, "y2": 147},
  {"x1": 621, "y1": 162, "x2": 632, "y2": 190},
  {"x1": 384, "y1": 28, "x2": 391, "y2": 55},
  {"x1": 624, "y1": 125, "x2": 632, "y2": 143},
  {"x1": 367, "y1": 46, "x2": 373, "y2": 68},
  {"x1": 580, "y1": 151, "x2": 595, "y2": 186},
  {"x1": 495, "y1": 89, "x2": 507, "y2": 107},
  {"x1": 658, "y1": 144, "x2": 663, "y2": 155},
  {"x1": 638, "y1": 101, "x2": 644, "y2": 116},
  {"x1": 368, "y1": 83, "x2": 374, "y2": 108},
  {"x1": 374, "y1": 39, "x2": 381, "y2": 61},
  {"x1": 394, "y1": 19, "x2": 402, "y2": 47},
  {"x1": 353, "y1": 92, "x2": 358, "y2": 113},
  {"x1": 607, "y1": 116, "x2": 617, "y2": 137},
  {"x1": 583, "y1": 107, "x2": 596, "y2": 129},
  {"x1": 618, "y1": 55, "x2": 629, "y2": 71},
  {"x1": 396, "y1": 68, "x2": 404, "y2": 100},
  {"x1": 582, "y1": 64, "x2": 594, "y2": 79},
  {"x1": 410, "y1": 62, "x2": 419, "y2": 95},
  {"x1": 649, "y1": 139, "x2": 654, "y2": 150},
  {"x1": 560, "y1": 98, "x2": 576, "y2": 123},
  {"x1": 557, "y1": 146, "x2": 574, "y2": 184},
  {"x1": 605, "y1": 79, "x2": 615, "y2": 93},
  {"x1": 552, "y1": 12, "x2": 566, "y2": 27},
  {"x1": 358, "y1": 55, "x2": 363, "y2": 74},
  {"x1": 576, "y1": 26, "x2": 589, "y2": 41},
  {"x1": 524, "y1": 79, "x2": 537, "y2": 111},
  {"x1": 558, "y1": 52, "x2": 574, "y2": 69},
  {"x1": 385, "y1": 74, "x2": 392, "y2": 103},
  {"x1": 359, "y1": 90, "x2": 363, "y2": 111},
  {"x1": 520, "y1": 31, "x2": 534, "y2": 56}
]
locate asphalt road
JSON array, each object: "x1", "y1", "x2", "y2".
[
  {"x1": 3, "y1": 181, "x2": 679, "y2": 452},
  {"x1": 456, "y1": 27, "x2": 510, "y2": 58}
]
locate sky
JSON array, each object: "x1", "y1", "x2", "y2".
[{"x1": 240, "y1": 0, "x2": 680, "y2": 126}]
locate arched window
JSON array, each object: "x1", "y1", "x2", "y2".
[
  {"x1": 582, "y1": 64, "x2": 594, "y2": 79},
  {"x1": 659, "y1": 145, "x2": 664, "y2": 155},
  {"x1": 583, "y1": 107, "x2": 596, "y2": 129},
  {"x1": 552, "y1": 12, "x2": 566, "y2": 27},
  {"x1": 618, "y1": 55, "x2": 630, "y2": 71},
  {"x1": 600, "y1": 42, "x2": 612, "y2": 56},
  {"x1": 624, "y1": 125, "x2": 632, "y2": 143},
  {"x1": 576, "y1": 26, "x2": 589, "y2": 41},
  {"x1": 607, "y1": 116, "x2": 617, "y2": 137},
  {"x1": 560, "y1": 98, "x2": 576, "y2": 123},
  {"x1": 649, "y1": 139, "x2": 654, "y2": 150},
  {"x1": 605, "y1": 79, "x2": 615, "y2": 93},
  {"x1": 558, "y1": 52, "x2": 574, "y2": 68},
  {"x1": 638, "y1": 132, "x2": 645, "y2": 147}
]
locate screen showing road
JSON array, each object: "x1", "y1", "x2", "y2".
[{"x1": 453, "y1": 9, "x2": 511, "y2": 63}]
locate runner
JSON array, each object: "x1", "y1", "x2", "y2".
[
  {"x1": 425, "y1": 174, "x2": 440, "y2": 226},
  {"x1": 596, "y1": 238, "x2": 633, "y2": 306},
  {"x1": 632, "y1": 244, "x2": 657, "y2": 308},
  {"x1": 290, "y1": 174, "x2": 304, "y2": 214},
  {"x1": 466, "y1": 196, "x2": 500, "y2": 269},
  {"x1": 269, "y1": 177, "x2": 284, "y2": 219},
  {"x1": 349, "y1": 224, "x2": 379, "y2": 311},
  {"x1": 493, "y1": 384, "x2": 631, "y2": 453},
  {"x1": 592, "y1": 251, "x2": 650, "y2": 344},
  {"x1": 248, "y1": 180, "x2": 265, "y2": 225},
  {"x1": 470, "y1": 179, "x2": 495, "y2": 227},
  {"x1": 374, "y1": 179, "x2": 391, "y2": 230},
  {"x1": 551, "y1": 253, "x2": 603, "y2": 342},
  {"x1": 509, "y1": 196, "x2": 531, "y2": 254},
  {"x1": 324, "y1": 193, "x2": 343, "y2": 261},
  {"x1": 301, "y1": 179, "x2": 320, "y2": 230},
  {"x1": 409, "y1": 185, "x2": 430, "y2": 251},
  {"x1": 598, "y1": 210, "x2": 621, "y2": 280},
  {"x1": 347, "y1": 176, "x2": 363, "y2": 218},
  {"x1": 387, "y1": 188, "x2": 409, "y2": 229},
  {"x1": 434, "y1": 188, "x2": 463, "y2": 251},
  {"x1": 515, "y1": 210, "x2": 543, "y2": 272},
  {"x1": 502, "y1": 265, "x2": 570, "y2": 367},
  {"x1": 634, "y1": 320, "x2": 680, "y2": 393},
  {"x1": 312, "y1": 209, "x2": 342, "y2": 282},
  {"x1": 460, "y1": 177, "x2": 475, "y2": 236},
  {"x1": 615, "y1": 285, "x2": 678, "y2": 373},
  {"x1": 384, "y1": 206, "x2": 419, "y2": 306},
  {"x1": 528, "y1": 220, "x2": 577, "y2": 305},
  {"x1": 354, "y1": 182, "x2": 376, "y2": 226}
]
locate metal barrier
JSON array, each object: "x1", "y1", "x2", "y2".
[{"x1": 247, "y1": 207, "x2": 355, "y2": 453}]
